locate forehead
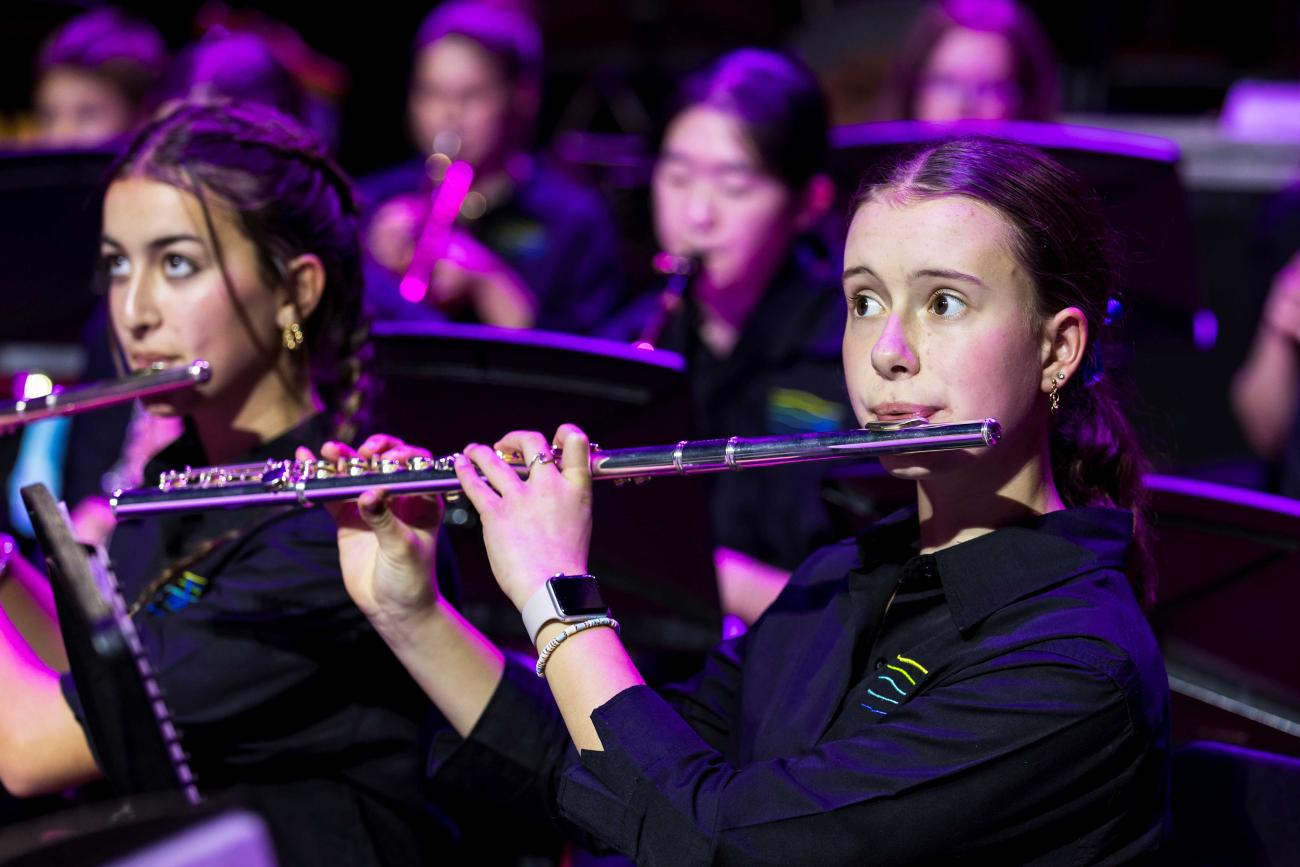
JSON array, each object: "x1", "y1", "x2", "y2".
[
  {"x1": 103, "y1": 176, "x2": 244, "y2": 246},
  {"x1": 926, "y1": 28, "x2": 1015, "y2": 77},
  {"x1": 37, "y1": 68, "x2": 124, "y2": 106},
  {"x1": 845, "y1": 195, "x2": 1021, "y2": 280},
  {"x1": 414, "y1": 36, "x2": 506, "y2": 87},
  {"x1": 660, "y1": 106, "x2": 760, "y2": 172}
]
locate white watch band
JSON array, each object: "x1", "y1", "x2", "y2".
[{"x1": 522, "y1": 582, "x2": 561, "y2": 647}]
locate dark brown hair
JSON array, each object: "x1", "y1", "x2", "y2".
[
  {"x1": 856, "y1": 136, "x2": 1154, "y2": 605},
  {"x1": 672, "y1": 48, "x2": 829, "y2": 191}
]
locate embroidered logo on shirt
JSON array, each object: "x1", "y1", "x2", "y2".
[
  {"x1": 861, "y1": 654, "x2": 928, "y2": 716},
  {"x1": 767, "y1": 387, "x2": 845, "y2": 434},
  {"x1": 145, "y1": 570, "x2": 209, "y2": 616}
]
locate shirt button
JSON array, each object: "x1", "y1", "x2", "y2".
[{"x1": 874, "y1": 658, "x2": 885, "y2": 670}]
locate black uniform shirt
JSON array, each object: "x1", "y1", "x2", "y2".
[
  {"x1": 429, "y1": 506, "x2": 1170, "y2": 866},
  {"x1": 61, "y1": 414, "x2": 457, "y2": 867},
  {"x1": 611, "y1": 243, "x2": 852, "y2": 569}
]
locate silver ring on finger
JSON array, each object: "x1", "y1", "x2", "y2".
[{"x1": 527, "y1": 450, "x2": 557, "y2": 471}]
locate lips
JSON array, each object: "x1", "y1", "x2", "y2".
[
  {"x1": 129, "y1": 353, "x2": 181, "y2": 371},
  {"x1": 870, "y1": 402, "x2": 941, "y2": 421}
]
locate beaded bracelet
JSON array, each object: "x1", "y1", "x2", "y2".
[{"x1": 535, "y1": 616, "x2": 620, "y2": 678}]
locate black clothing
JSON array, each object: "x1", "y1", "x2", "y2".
[
  {"x1": 61, "y1": 414, "x2": 456, "y2": 867},
  {"x1": 606, "y1": 244, "x2": 851, "y2": 569},
  {"x1": 360, "y1": 156, "x2": 624, "y2": 335},
  {"x1": 430, "y1": 506, "x2": 1170, "y2": 865}
]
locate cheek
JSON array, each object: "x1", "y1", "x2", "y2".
[{"x1": 935, "y1": 324, "x2": 1040, "y2": 417}]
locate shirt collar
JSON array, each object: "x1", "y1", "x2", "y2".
[
  {"x1": 144, "y1": 413, "x2": 333, "y2": 480},
  {"x1": 856, "y1": 506, "x2": 1134, "y2": 635}
]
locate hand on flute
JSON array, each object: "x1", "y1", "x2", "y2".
[
  {"x1": 455, "y1": 424, "x2": 593, "y2": 615},
  {"x1": 306, "y1": 435, "x2": 445, "y2": 627}
]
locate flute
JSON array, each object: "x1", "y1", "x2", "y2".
[
  {"x1": 110, "y1": 417, "x2": 1000, "y2": 517},
  {"x1": 0, "y1": 361, "x2": 210, "y2": 428}
]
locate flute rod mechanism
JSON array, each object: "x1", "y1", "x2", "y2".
[{"x1": 111, "y1": 418, "x2": 1001, "y2": 517}]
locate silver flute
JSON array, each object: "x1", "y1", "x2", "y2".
[
  {"x1": 0, "y1": 360, "x2": 210, "y2": 428},
  {"x1": 110, "y1": 417, "x2": 1001, "y2": 517}
]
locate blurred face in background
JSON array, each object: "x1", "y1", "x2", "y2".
[
  {"x1": 914, "y1": 27, "x2": 1022, "y2": 122},
  {"x1": 35, "y1": 67, "x2": 135, "y2": 147},
  {"x1": 652, "y1": 105, "x2": 801, "y2": 302},
  {"x1": 408, "y1": 35, "x2": 514, "y2": 169}
]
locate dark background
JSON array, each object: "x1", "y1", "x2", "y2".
[{"x1": 4, "y1": 1, "x2": 1300, "y2": 175}]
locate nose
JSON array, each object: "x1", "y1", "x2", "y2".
[
  {"x1": 870, "y1": 312, "x2": 919, "y2": 379},
  {"x1": 115, "y1": 269, "x2": 161, "y2": 340},
  {"x1": 683, "y1": 183, "x2": 716, "y2": 232}
]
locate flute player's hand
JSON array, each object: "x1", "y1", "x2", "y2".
[
  {"x1": 306, "y1": 435, "x2": 444, "y2": 627},
  {"x1": 455, "y1": 424, "x2": 593, "y2": 613}
]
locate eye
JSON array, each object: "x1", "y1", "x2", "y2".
[
  {"x1": 851, "y1": 293, "x2": 885, "y2": 318},
  {"x1": 929, "y1": 291, "x2": 968, "y2": 319},
  {"x1": 101, "y1": 253, "x2": 130, "y2": 281},
  {"x1": 718, "y1": 179, "x2": 756, "y2": 199},
  {"x1": 161, "y1": 253, "x2": 197, "y2": 279}
]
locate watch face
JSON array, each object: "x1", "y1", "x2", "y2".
[{"x1": 548, "y1": 576, "x2": 606, "y2": 616}]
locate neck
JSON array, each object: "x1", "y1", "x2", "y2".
[
  {"x1": 191, "y1": 374, "x2": 322, "y2": 465},
  {"x1": 469, "y1": 149, "x2": 524, "y2": 204},
  {"x1": 914, "y1": 435, "x2": 1065, "y2": 555},
  {"x1": 692, "y1": 257, "x2": 784, "y2": 358}
]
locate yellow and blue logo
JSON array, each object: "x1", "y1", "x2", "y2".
[{"x1": 861, "y1": 653, "x2": 928, "y2": 716}]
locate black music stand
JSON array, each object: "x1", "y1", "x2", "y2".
[
  {"x1": 370, "y1": 321, "x2": 722, "y2": 664},
  {"x1": 0, "y1": 148, "x2": 114, "y2": 344},
  {"x1": 1145, "y1": 474, "x2": 1300, "y2": 758},
  {"x1": 19, "y1": 484, "x2": 196, "y2": 802}
]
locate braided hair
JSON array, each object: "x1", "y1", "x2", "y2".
[
  {"x1": 112, "y1": 99, "x2": 371, "y2": 442},
  {"x1": 110, "y1": 101, "x2": 371, "y2": 613}
]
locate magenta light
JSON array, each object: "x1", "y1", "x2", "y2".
[{"x1": 1193, "y1": 309, "x2": 1218, "y2": 351}]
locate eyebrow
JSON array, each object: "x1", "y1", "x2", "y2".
[
  {"x1": 911, "y1": 268, "x2": 987, "y2": 288},
  {"x1": 658, "y1": 152, "x2": 760, "y2": 177},
  {"x1": 100, "y1": 234, "x2": 205, "y2": 250},
  {"x1": 841, "y1": 265, "x2": 987, "y2": 288}
]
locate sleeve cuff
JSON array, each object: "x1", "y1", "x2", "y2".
[{"x1": 427, "y1": 656, "x2": 572, "y2": 794}]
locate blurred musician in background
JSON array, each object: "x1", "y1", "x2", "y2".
[
  {"x1": 361, "y1": 1, "x2": 624, "y2": 333},
  {"x1": 606, "y1": 48, "x2": 849, "y2": 625},
  {"x1": 879, "y1": 0, "x2": 1058, "y2": 123},
  {"x1": 1232, "y1": 250, "x2": 1300, "y2": 497},
  {"x1": 32, "y1": 6, "x2": 167, "y2": 148}
]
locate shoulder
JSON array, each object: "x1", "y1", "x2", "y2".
[
  {"x1": 355, "y1": 158, "x2": 427, "y2": 214},
  {"x1": 786, "y1": 536, "x2": 862, "y2": 588},
  {"x1": 976, "y1": 568, "x2": 1168, "y2": 731},
  {"x1": 515, "y1": 161, "x2": 611, "y2": 224}
]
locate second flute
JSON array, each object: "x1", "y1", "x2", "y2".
[{"x1": 111, "y1": 418, "x2": 1000, "y2": 517}]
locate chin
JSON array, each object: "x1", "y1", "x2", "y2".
[{"x1": 879, "y1": 448, "x2": 982, "y2": 479}]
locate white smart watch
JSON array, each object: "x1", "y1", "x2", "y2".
[{"x1": 521, "y1": 573, "x2": 609, "y2": 646}]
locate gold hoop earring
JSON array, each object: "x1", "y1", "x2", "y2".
[{"x1": 283, "y1": 322, "x2": 304, "y2": 351}]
